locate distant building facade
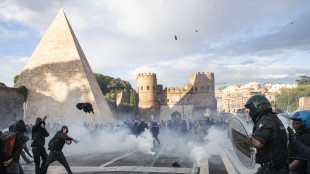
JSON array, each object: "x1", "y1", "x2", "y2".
[
  {"x1": 137, "y1": 72, "x2": 217, "y2": 121},
  {"x1": 216, "y1": 83, "x2": 262, "y2": 113},
  {"x1": 298, "y1": 97, "x2": 310, "y2": 111},
  {"x1": 216, "y1": 82, "x2": 298, "y2": 114}
]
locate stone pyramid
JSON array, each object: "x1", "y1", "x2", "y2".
[{"x1": 14, "y1": 9, "x2": 114, "y2": 124}]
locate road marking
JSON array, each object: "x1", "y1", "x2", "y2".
[
  {"x1": 190, "y1": 161, "x2": 199, "y2": 174},
  {"x1": 99, "y1": 151, "x2": 135, "y2": 167},
  {"x1": 220, "y1": 150, "x2": 237, "y2": 174},
  {"x1": 199, "y1": 159, "x2": 209, "y2": 174},
  {"x1": 143, "y1": 146, "x2": 164, "y2": 174},
  {"x1": 24, "y1": 165, "x2": 191, "y2": 174}
]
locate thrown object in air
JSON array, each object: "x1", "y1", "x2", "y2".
[
  {"x1": 174, "y1": 35, "x2": 177, "y2": 40},
  {"x1": 76, "y1": 103, "x2": 94, "y2": 114}
]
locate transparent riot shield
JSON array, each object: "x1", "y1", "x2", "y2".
[{"x1": 229, "y1": 117, "x2": 256, "y2": 169}]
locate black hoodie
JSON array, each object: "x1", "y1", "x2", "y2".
[
  {"x1": 48, "y1": 126, "x2": 73, "y2": 152},
  {"x1": 11, "y1": 120, "x2": 27, "y2": 162},
  {"x1": 31, "y1": 117, "x2": 49, "y2": 147}
]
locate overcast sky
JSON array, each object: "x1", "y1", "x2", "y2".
[{"x1": 1, "y1": 0, "x2": 310, "y2": 89}]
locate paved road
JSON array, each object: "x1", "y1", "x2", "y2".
[{"x1": 21, "y1": 146, "x2": 247, "y2": 174}]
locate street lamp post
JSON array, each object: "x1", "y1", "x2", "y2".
[{"x1": 182, "y1": 98, "x2": 185, "y2": 118}]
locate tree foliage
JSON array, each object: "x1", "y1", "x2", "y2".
[
  {"x1": 275, "y1": 85, "x2": 310, "y2": 112},
  {"x1": 130, "y1": 89, "x2": 138, "y2": 107},
  {"x1": 296, "y1": 76, "x2": 310, "y2": 85},
  {"x1": 218, "y1": 86, "x2": 228, "y2": 91},
  {"x1": 15, "y1": 85, "x2": 28, "y2": 102},
  {"x1": 14, "y1": 74, "x2": 20, "y2": 83},
  {"x1": 0, "y1": 82, "x2": 6, "y2": 87},
  {"x1": 94, "y1": 73, "x2": 136, "y2": 112}
]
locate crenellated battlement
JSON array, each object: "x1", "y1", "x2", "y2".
[
  {"x1": 137, "y1": 73, "x2": 157, "y2": 80},
  {"x1": 137, "y1": 72, "x2": 217, "y2": 121},
  {"x1": 164, "y1": 87, "x2": 187, "y2": 94},
  {"x1": 195, "y1": 72, "x2": 214, "y2": 80}
]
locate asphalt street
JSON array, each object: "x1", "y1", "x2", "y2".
[{"x1": 21, "y1": 146, "x2": 235, "y2": 174}]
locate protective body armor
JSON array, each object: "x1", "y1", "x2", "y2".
[{"x1": 255, "y1": 114, "x2": 288, "y2": 164}]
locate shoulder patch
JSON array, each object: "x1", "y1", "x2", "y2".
[{"x1": 259, "y1": 123, "x2": 264, "y2": 128}]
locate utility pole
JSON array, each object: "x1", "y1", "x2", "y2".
[{"x1": 182, "y1": 98, "x2": 185, "y2": 118}]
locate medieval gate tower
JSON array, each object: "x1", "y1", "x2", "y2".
[
  {"x1": 136, "y1": 73, "x2": 159, "y2": 120},
  {"x1": 137, "y1": 72, "x2": 217, "y2": 121}
]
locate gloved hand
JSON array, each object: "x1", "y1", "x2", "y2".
[
  {"x1": 72, "y1": 139, "x2": 79, "y2": 144},
  {"x1": 287, "y1": 126, "x2": 296, "y2": 143}
]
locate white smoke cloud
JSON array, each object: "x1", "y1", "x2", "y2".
[{"x1": 62, "y1": 124, "x2": 155, "y2": 156}]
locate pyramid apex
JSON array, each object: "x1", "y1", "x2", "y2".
[{"x1": 57, "y1": 8, "x2": 66, "y2": 17}]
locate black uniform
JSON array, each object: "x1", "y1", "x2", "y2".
[
  {"x1": 289, "y1": 129, "x2": 310, "y2": 174},
  {"x1": 151, "y1": 124, "x2": 160, "y2": 145},
  {"x1": 131, "y1": 123, "x2": 139, "y2": 136},
  {"x1": 20, "y1": 136, "x2": 33, "y2": 164},
  {"x1": 138, "y1": 122, "x2": 148, "y2": 134},
  {"x1": 180, "y1": 120, "x2": 188, "y2": 134},
  {"x1": 31, "y1": 118, "x2": 49, "y2": 174},
  {"x1": 252, "y1": 113, "x2": 288, "y2": 174},
  {"x1": 290, "y1": 140, "x2": 310, "y2": 174},
  {"x1": 42, "y1": 126, "x2": 73, "y2": 174},
  {"x1": 4, "y1": 120, "x2": 28, "y2": 174}
]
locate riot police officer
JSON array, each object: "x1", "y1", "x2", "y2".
[
  {"x1": 288, "y1": 110, "x2": 310, "y2": 173},
  {"x1": 151, "y1": 120, "x2": 160, "y2": 145},
  {"x1": 131, "y1": 120, "x2": 140, "y2": 136},
  {"x1": 245, "y1": 94, "x2": 288, "y2": 174},
  {"x1": 138, "y1": 118, "x2": 148, "y2": 134}
]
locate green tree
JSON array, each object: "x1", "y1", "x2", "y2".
[
  {"x1": 94, "y1": 73, "x2": 134, "y2": 111},
  {"x1": 275, "y1": 85, "x2": 310, "y2": 112},
  {"x1": 130, "y1": 89, "x2": 138, "y2": 106},
  {"x1": 0, "y1": 82, "x2": 6, "y2": 87},
  {"x1": 14, "y1": 74, "x2": 20, "y2": 83},
  {"x1": 218, "y1": 86, "x2": 228, "y2": 91},
  {"x1": 296, "y1": 76, "x2": 310, "y2": 85}
]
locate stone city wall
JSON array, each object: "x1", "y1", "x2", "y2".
[{"x1": 0, "y1": 87, "x2": 24, "y2": 129}]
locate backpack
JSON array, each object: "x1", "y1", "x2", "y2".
[{"x1": 0, "y1": 131, "x2": 17, "y2": 160}]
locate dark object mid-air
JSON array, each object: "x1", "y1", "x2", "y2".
[{"x1": 76, "y1": 103, "x2": 94, "y2": 114}]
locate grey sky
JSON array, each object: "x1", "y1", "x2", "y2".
[{"x1": 0, "y1": 0, "x2": 310, "y2": 89}]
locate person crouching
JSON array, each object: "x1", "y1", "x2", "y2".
[{"x1": 42, "y1": 126, "x2": 79, "y2": 174}]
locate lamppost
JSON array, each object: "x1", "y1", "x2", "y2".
[{"x1": 182, "y1": 98, "x2": 185, "y2": 118}]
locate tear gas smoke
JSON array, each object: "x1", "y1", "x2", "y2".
[
  {"x1": 55, "y1": 121, "x2": 233, "y2": 166},
  {"x1": 62, "y1": 124, "x2": 155, "y2": 155}
]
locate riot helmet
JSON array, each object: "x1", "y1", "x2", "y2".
[
  {"x1": 153, "y1": 120, "x2": 157, "y2": 124},
  {"x1": 141, "y1": 118, "x2": 145, "y2": 123},
  {"x1": 244, "y1": 94, "x2": 272, "y2": 119},
  {"x1": 290, "y1": 110, "x2": 310, "y2": 131}
]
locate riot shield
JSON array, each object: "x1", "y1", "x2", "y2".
[{"x1": 229, "y1": 117, "x2": 256, "y2": 169}]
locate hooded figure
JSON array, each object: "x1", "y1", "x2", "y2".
[
  {"x1": 31, "y1": 116, "x2": 49, "y2": 174},
  {"x1": 2, "y1": 120, "x2": 27, "y2": 174},
  {"x1": 42, "y1": 126, "x2": 78, "y2": 174}
]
